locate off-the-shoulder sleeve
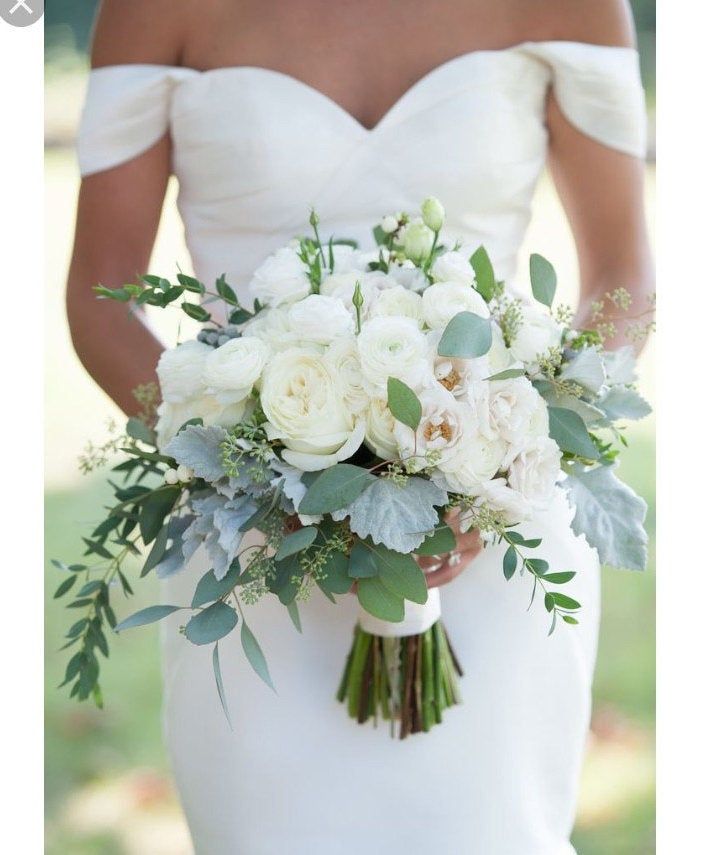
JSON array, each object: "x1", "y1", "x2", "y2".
[
  {"x1": 520, "y1": 42, "x2": 647, "y2": 158},
  {"x1": 77, "y1": 65, "x2": 194, "y2": 176}
]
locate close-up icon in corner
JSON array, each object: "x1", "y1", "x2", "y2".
[{"x1": 0, "y1": 0, "x2": 43, "y2": 27}]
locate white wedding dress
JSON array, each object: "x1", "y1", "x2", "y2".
[{"x1": 78, "y1": 42, "x2": 645, "y2": 855}]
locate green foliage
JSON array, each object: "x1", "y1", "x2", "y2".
[
  {"x1": 529, "y1": 253, "x2": 557, "y2": 307},
  {"x1": 298, "y1": 464, "x2": 375, "y2": 514},
  {"x1": 387, "y1": 377, "x2": 421, "y2": 431},
  {"x1": 185, "y1": 601, "x2": 238, "y2": 645},
  {"x1": 240, "y1": 620, "x2": 275, "y2": 690},
  {"x1": 469, "y1": 246, "x2": 496, "y2": 300},
  {"x1": 548, "y1": 406, "x2": 601, "y2": 460},
  {"x1": 437, "y1": 311, "x2": 492, "y2": 358}
]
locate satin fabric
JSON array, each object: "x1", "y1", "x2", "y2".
[{"x1": 77, "y1": 42, "x2": 645, "y2": 854}]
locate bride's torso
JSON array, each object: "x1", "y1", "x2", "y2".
[{"x1": 78, "y1": 43, "x2": 645, "y2": 296}]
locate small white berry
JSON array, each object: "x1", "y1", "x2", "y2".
[
  {"x1": 164, "y1": 468, "x2": 179, "y2": 485},
  {"x1": 176, "y1": 465, "x2": 194, "y2": 483},
  {"x1": 381, "y1": 215, "x2": 399, "y2": 234}
]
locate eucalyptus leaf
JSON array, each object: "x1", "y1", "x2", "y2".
[
  {"x1": 387, "y1": 377, "x2": 422, "y2": 431},
  {"x1": 240, "y1": 620, "x2": 275, "y2": 690},
  {"x1": 115, "y1": 605, "x2": 181, "y2": 632},
  {"x1": 185, "y1": 601, "x2": 238, "y2": 645},
  {"x1": 469, "y1": 246, "x2": 496, "y2": 300},
  {"x1": 563, "y1": 463, "x2": 648, "y2": 570},
  {"x1": 212, "y1": 643, "x2": 232, "y2": 726},
  {"x1": 298, "y1": 464, "x2": 375, "y2": 515},
  {"x1": 437, "y1": 311, "x2": 492, "y2": 358},
  {"x1": 484, "y1": 368, "x2": 526, "y2": 381},
  {"x1": 357, "y1": 577, "x2": 405, "y2": 622},
  {"x1": 316, "y1": 550, "x2": 353, "y2": 596},
  {"x1": 286, "y1": 601, "x2": 302, "y2": 633},
  {"x1": 415, "y1": 524, "x2": 457, "y2": 556},
  {"x1": 274, "y1": 527, "x2": 318, "y2": 562},
  {"x1": 503, "y1": 547, "x2": 517, "y2": 580},
  {"x1": 548, "y1": 407, "x2": 600, "y2": 459},
  {"x1": 191, "y1": 560, "x2": 243, "y2": 608},
  {"x1": 138, "y1": 486, "x2": 180, "y2": 545},
  {"x1": 529, "y1": 253, "x2": 557, "y2": 307},
  {"x1": 126, "y1": 417, "x2": 156, "y2": 446}
]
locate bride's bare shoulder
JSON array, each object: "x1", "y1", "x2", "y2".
[
  {"x1": 510, "y1": 0, "x2": 636, "y2": 48},
  {"x1": 90, "y1": 0, "x2": 191, "y2": 68}
]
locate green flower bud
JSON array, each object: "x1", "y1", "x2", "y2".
[
  {"x1": 352, "y1": 281, "x2": 364, "y2": 308},
  {"x1": 402, "y1": 220, "x2": 435, "y2": 263},
  {"x1": 421, "y1": 196, "x2": 445, "y2": 232}
]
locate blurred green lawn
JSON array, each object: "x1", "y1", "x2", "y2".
[{"x1": 45, "y1": 136, "x2": 655, "y2": 852}]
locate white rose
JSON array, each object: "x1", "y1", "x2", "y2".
[
  {"x1": 422, "y1": 281, "x2": 490, "y2": 330},
  {"x1": 288, "y1": 294, "x2": 355, "y2": 345},
  {"x1": 509, "y1": 303, "x2": 563, "y2": 364},
  {"x1": 260, "y1": 348, "x2": 364, "y2": 471},
  {"x1": 357, "y1": 316, "x2": 430, "y2": 393},
  {"x1": 320, "y1": 270, "x2": 379, "y2": 317},
  {"x1": 477, "y1": 478, "x2": 533, "y2": 523},
  {"x1": 369, "y1": 286, "x2": 424, "y2": 325},
  {"x1": 203, "y1": 336, "x2": 269, "y2": 405},
  {"x1": 507, "y1": 436, "x2": 561, "y2": 509},
  {"x1": 474, "y1": 377, "x2": 545, "y2": 445},
  {"x1": 157, "y1": 340, "x2": 212, "y2": 403},
  {"x1": 155, "y1": 396, "x2": 248, "y2": 451},
  {"x1": 431, "y1": 251, "x2": 475, "y2": 286},
  {"x1": 394, "y1": 385, "x2": 472, "y2": 470},
  {"x1": 434, "y1": 429, "x2": 506, "y2": 496},
  {"x1": 243, "y1": 305, "x2": 300, "y2": 354},
  {"x1": 365, "y1": 398, "x2": 399, "y2": 460},
  {"x1": 325, "y1": 337, "x2": 370, "y2": 415},
  {"x1": 249, "y1": 246, "x2": 310, "y2": 308}
]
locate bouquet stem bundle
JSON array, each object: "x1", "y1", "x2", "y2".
[{"x1": 336, "y1": 620, "x2": 462, "y2": 738}]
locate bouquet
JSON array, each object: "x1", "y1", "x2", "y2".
[{"x1": 55, "y1": 198, "x2": 652, "y2": 737}]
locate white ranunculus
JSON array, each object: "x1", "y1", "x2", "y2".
[
  {"x1": 260, "y1": 348, "x2": 364, "y2": 470},
  {"x1": 394, "y1": 384, "x2": 472, "y2": 470},
  {"x1": 507, "y1": 436, "x2": 561, "y2": 509},
  {"x1": 509, "y1": 303, "x2": 563, "y2": 364},
  {"x1": 203, "y1": 336, "x2": 269, "y2": 405},
  {"x1": 434, "y1": 429, "x2": 506, "y2": 496},
  {"x1": 387, "y1": 260, "x2": 429, "y2": 292},
  {"x1": 321, "y1": 244, "x2": 366, "y2": 275},
  {"x1": 288, "y1": 294, "x2": 355, "y2": 345},
  {"x1": 477, "y1": 477, "x2": 533, "y2": 522},
  {"x1": 242, "y1": 305, "x2": 300, "y2": 354},
  {"x1": 399, "y1": 219, "x2": 434, "y2": 263},
  {"x1": 357, "y1": 316, "x2": 430, "y2": 393},
  {"x1": 157, "y1": 340, "x2": 212, "y2": 403},
  {"x1": 431, "y1": 251, "x2": 475, "y2": 286},
  {"x1": 248, "y1": 246, "x2": 310, "y2": 308},
  {"x1": 365, "y1": 398, "x2": 399, "y2": 460},
  {"x1": 320, "y1": 270, "x2": 379, "y2": 317},
  {"x1": 369, "y1": 286, "x2": 424, "y2": 325},
  {"x1": 324, "y1": 337, "x2": 371, "y2": 415},
  {"x1": 474, "y1": 377, "x2": 545, "y2": 445},
  {"x1": 422, "y1": 281, "x2": 490, "y2": 330}
]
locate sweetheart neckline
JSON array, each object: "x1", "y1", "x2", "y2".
[{"x1": 91, "y1": 40, "x2": 638, "y2": 134}]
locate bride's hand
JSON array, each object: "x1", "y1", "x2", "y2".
[{"x1": 416, "y1": 509, "x2": 483, "y2": 588}]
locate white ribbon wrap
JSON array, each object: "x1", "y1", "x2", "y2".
[{"x1": 358, "y1": 587, "x2": 441, "y2": 637}]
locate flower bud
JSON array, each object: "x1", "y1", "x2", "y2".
[
  {"x1": 164, "y1": 468, "x2": 179, "y2": 485},
  {"x1": 421, "y1": 196, "x2": 445, "y2": 232},
  {"x1": 352, "y1": 281, "x2": 364, "y2": 309},
  {"x1": 402, "y1": 220, "x2": 434, "y2": 263},
  {"x1": 381, "y1": 215, "x2": 399, "y2": 234},
  {"x1": 176, "y1": 464, "x2": 194, "y2": 483}
]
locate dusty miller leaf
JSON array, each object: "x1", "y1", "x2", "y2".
[
  {"x1": 597, "y1": 386, "x2": 652, "y2": 421},
  {"x1": 560, "y1": 347, "x2": 606, "y2": 395},
  {"x1": 165, "y1": 425, "x2": 227, "y2": 482}
]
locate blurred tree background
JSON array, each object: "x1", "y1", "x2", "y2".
[{"x1": 44, "y1": 3, "x2": 656, "y2": 853}]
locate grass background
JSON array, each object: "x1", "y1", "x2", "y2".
[{"x1": 44, "y1": 34, "x2": 656, "y2": 849}]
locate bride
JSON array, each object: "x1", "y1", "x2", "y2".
[{"x1": 67, "y1": 1, "x2": 653, "y2": 852}]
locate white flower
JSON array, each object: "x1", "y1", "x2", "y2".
[
  {"x1": 288, "y1": 294, "x2": 355, "y2": 345},
  {"x1": 399, "y1": 219, "x2": 434, "y2": 263},
  {"x1": 421, "y1": 196, "x2": 445, "y2": 232},
  {"x1": 422, "y1": 281, "x2": 490, "y2": 330},
  {"x1": 320, "y1": 271, "x2": 379, "y2": 317},
  {"x1": 324, "y1": 337, "x2": 370, "y2": 415},
  {"x1": 431, "y1": 251, "x2": 475, "y2": 286},
  {"x1": 434, "y1": 429, "x2": 506, "y2": 496},
  {"x1": 260, "y1": 348, "x2": 364, "y2": 471},
  {"x1": 321, "y1": 244, "x2": 366, "y2": 275},
  {"x1": 388, "y1": 260, "x2": 429, "y2": 292},
  {"x1": 243, "y1": 305, "x2": 300, "y2": 354},
  {"x1": 394, "y1": 385, "x2": 471, "y2": 470},
  {"x1": 477, "y1": 478, "x2": 533, "y2": 522},
  {"x1": 487, "y1": 323, "x2": 515, "y2": 373},
  {"x1": 203, "y1": 336, "x2": 269, "y2": 405},
  {"x1": 365, "y1": 398, "x2": 399, "y2": 460},
  {"x1": 381, "y1": 215, "x2": 399, "y2": 234},
  {"x1": 509, "y1": 303, "x2": 563, "y2": 364},
  {"x1": 474, "y1": 377, "x2": 545, "y2": 446},
  {"x1": 155, "y1": 395, "x2": 247, "y2": 451},
  {"x1": 248, "y1": 246, "x2": 310, "y2": 308},
  {"x1": 507, "y1": 436, "x2": 561, "y2": 509},
  {"x1": 369, "y1": 286, "x2": 424, "y2": 325},
  {"x1": 357, "y1": 316, "x2": 430, "y2": 393},
  {"x1": 156, "y1": 340, "x2": 212, "y2": 403}
]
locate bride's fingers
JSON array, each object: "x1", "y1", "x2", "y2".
[{"x1": 425, "y1": 550, "x2": 476, "y2": 588}]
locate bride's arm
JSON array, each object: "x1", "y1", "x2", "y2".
[{"x1": 66, "y1": 0, "x2": 185, "y2": 415}]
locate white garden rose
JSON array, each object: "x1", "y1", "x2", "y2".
[
  {"x1": 474, "y1": 377, "x2": 545, "y2": 445},
  {"x1": 507, "y1": 436, "x2": 561, "y2": 509},
  {"x1": 509, "y1": 303, "x2": 563, "y2": 364},
  {"x1": 260, "y1": 348, "x2": 364, "y2": 471},
  {"x1": 324, "y1": 337, "x2": 370, "y2": 415},
  {"x1": 431, "y1": 251, "x2": 475, "y2": 286},
  {"x1": 394, "y1": 385, "x2": 472, "y2": 470},
  {"x1": 365, "y1": 398, "x2": 399, "y2": 460},
  {"x1": 242, "y1": 305, "x2": 300, "y2": 354},
  {"x1": 248, "y1": 246, "x2": 310, "y2": 308},
  {"x1": 477, "y1": 477, "x2": 533, "y2": 522},
  {"x1": 155, "y1": 396, "x2": 248, "y2": 451},
  {"x1": 357, "y1": 316, "x2": 430, "y2": 393},
  {"x1": 369, "y1": 286, "x2": 424, "y2": 325},
  {"x1": 422, "y1": 281, "x2": 490, "y2": 330},
  {"x1": 288, "y1": 294, "x2": 355, "y2": 345},
  {"x1": 203, "y1": 336, "x2": 269, "y2": 405},
  {"x1": 156, "y1": 340, "x2": 212, "y2": 403},
  {"x1": 434, "y1": 429, "x2": 506, "y2": 496}
]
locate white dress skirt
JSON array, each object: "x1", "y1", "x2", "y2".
[{"x1": 76, "y1": 40, "x2": 646, "y2": 854}]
